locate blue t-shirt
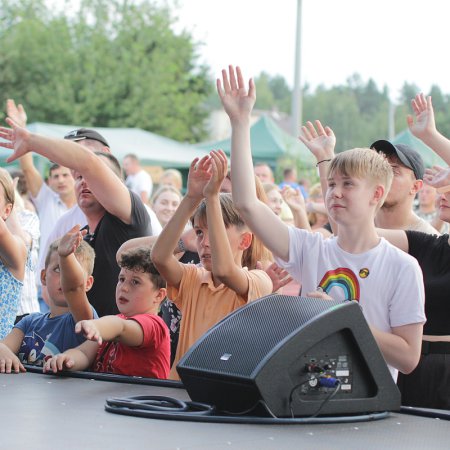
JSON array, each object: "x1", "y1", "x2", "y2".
[
  {"x1": 278, "y1": 181, "x2": 309, "y2": 199},
  {"x1": 14, "y1": 308, "x2": 98, "y2": 366}
]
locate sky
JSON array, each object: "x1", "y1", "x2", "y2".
[{"x1": 171, "y1": 0, "x2": 450, "y2": 101}]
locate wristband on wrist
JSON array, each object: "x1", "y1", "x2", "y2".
[{"x1": 316, "y1": 158, "x2": 332, "y2": 167}]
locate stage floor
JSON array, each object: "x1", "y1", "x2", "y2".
[{"x1": 2, "y1": 372, "x2": 449, "y2": 449}]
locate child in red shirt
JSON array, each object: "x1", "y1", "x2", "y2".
[{"x1": 44, "y1": 246, "x2": 169, "y2": 379}]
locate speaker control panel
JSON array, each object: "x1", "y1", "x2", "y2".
[{"x1": 300, "y1": 354, "x2": 352, "y2": 394}]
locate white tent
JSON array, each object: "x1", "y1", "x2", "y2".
[{"x1": 0, "y1": 122, "x2": 209, "y2": 169}]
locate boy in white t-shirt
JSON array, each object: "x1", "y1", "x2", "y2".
[{"x1": 217, "y1": 65, "x2": 425, "y2": 379}]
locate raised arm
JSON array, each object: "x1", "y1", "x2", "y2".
[
  {"x1": 408, "y1": 93, "x2": 450, "y2": 165},
  {"x1": 152, "y1": 156, "x2": 211, "y2": 288},
  {"x1": 204, "y1": 150, "x2": 254, "y2": 296},
  {"x1": 280, "y1": 186, "x2": 311, "y2": 231},
  {"x1": 0, "y1": 215, "x2": 26, "y2": 281},
  {"x1": 116, "y1": 228, "x2": 196, "y2": 263},
  {"x1": 58, "y1": 225, "x2": 94, "y2": 323},
  {"x1": 5, "y1": 100, "x2": 43, "y2": 197},
  {"x1": 217, "y1": 66, "x2": 290, "y2": 260},
  {"x1": 298, "y1": 120, "x2": 337, "y2": 233},
  {"x1": 0, "y1": 119, "x2": 133, "y2": 223}
]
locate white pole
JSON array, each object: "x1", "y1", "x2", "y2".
[{"x1": 291, "y1": 0, "x2": 303, "y2": 136}]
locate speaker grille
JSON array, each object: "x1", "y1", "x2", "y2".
[{"x1": 180, "y1": 295, "x2": 345, "y2": 377}]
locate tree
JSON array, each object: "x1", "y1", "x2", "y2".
[
  {"x1": 268, "y1": 75, "x2": 291, "y2": 114},
  {"x1": 0, "y1": 0, "x2": 212, "y2": 142},
  {"x1": 254, "y1": 72, "x2": 275, "y2": 111}
]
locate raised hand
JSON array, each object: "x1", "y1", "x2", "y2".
[
  {"x1": 0, "y1": 117, "x2": 32, "y2": 163},
  {"x1": 281, "y1": 185, "x2": 305, "y2": 213},
  {"x1": 186, "y1": 155, "x2": 212, "y2": 201},
  {"x1": 407, "y1": 93, "x2": 436, "y2": 141},
  {"x1": 257, "y1": 261, "x2": 293, "y2": 293},
  {"x1": 6, "y1": 99, "x2": 27, "y2": 128},
  {"x1": 58, "y1": 225, "x2": 87, "y2": 257},
  {"x1": 203, "y1": 150, "x2": 228, "y2": 198},
  {"x1": 217, "y1": 65, "x2": 256, "y2": 122},
  {"x1": 423, "y1": 166, "x2": 450, "y2": 192},
  {"x1": 75, "y1": 320, "x2": 103, "y2": 345},
  {"x1": 298, "y1": 120, "x2": 336, "y2": 161}
]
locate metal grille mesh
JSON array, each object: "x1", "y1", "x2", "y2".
[{"x1": 180, "y1": 295, "x2": 344, "y2": 377}]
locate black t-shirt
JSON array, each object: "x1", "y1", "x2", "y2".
[
  {"x1": 83, "y1": 191, "x2": 152, "y2": 317},
  {"x1": 406, "y1": 230, "x2": 450, "y2": 335},
  {"x1": 178, "y1": 250, "x2": 200, "y2": 265}
]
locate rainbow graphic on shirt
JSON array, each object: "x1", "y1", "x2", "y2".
[{"x1": 318, "y1": 268, "x2": 360, "y2": 302}]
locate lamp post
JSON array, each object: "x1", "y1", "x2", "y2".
[{"x1": 291, "y1": 0, "x2": 303, "y2": 136}]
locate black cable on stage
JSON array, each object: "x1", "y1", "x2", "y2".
[
  {"x1": 400, "y1": 406, "x2": 450, "y2": 421},
  {"x1": 25, "y1": 364, "x2": 183, "y2": 389},
  {"x1": 104, "y1": 394, "x2": 391, "y2": 424}
]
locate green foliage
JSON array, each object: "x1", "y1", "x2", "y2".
[
  {"x1": 254, "y1": 72, "x2": 275, "y2": 111},
  {"x1": 255, "y1": 71, "x2": 450, "y2": 160},
  {"x1": 268, "y1": 75, "x2": 292, "y2": 113},
  {"x1": 0, "y1": 0, "x2": 212, "y2": 142},
  {"x1": 254, "y1": 72, "x2": 291, "y2": 114}
]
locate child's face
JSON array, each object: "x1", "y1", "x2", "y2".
[
  {"x1": 115, "y1": 268, "x2": 160, "y2": 317},
  {"x1": 266, "y1": 189, "x2": 283, "y2": 216},
  {"x1": 194, "y1": 218, "x2": 243, "y2": 270},
  {"x1": 41, "y1": 251, "x2": 66, "y2": 307},
  {"x1": 326, "y1": 171, "x2": 378, "y2": 225}
]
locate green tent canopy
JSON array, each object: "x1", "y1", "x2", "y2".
[
  {"x1": 391, "y1": 129, "x2": 446, "y2": 168},
  {"x1": 198, "y1": 116, "x2": 316, "y2": 169},
  {"x1": 0, "y1": 122, "x2": 209, "y2": 169}
]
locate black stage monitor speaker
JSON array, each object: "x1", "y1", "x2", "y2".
[{"x1": 177, "y1": 295, "x2": 401, "y2": 417}]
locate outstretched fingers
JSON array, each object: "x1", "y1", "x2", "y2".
[
  {"x1": 209, "y1": 149, "x2": 227, "y2": 180},
  {"x1": 324, "y1": 125, "x2": 335, "y2": 138},
  {"x1": 222, "y1": 68, "x2": 231, "y2": 94},
  {"x1": 229, "y1": 65, "x2": 238, "y2": 91},
  {"x1": 314, "y1": 120, "x2": 326, "y2": 136},
  {"x1": 300, "y1": 121, "x2": 317, "y2": 141}
]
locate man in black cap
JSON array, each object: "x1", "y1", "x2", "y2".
[
  {"x1": 64, "y1": 128, "x2": 110, "y2": 150},
  {"x1": 371, "y1": 140, "x2": 438, "y2": 234},
  {"x1": 2, "y1": 116, "x2": 153, "y2": 318}
]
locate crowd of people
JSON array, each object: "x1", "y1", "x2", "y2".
[{"x1": 0, "y1": 75, "x2": 448, "y2": 410}]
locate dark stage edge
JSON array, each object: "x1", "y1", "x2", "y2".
[{"x1": 2, "y1": 372, "x2": 449, "y2": 450}]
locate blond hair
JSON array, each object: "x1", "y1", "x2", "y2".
[
  {"x1": 0, "y1": 168, "x2": 15, "y2": 207},
  {"x1": 328, "y1": 148, "x2": 393, "y2": 210},
  {"x1": 307, "y1": 183, "x2": 323, "y2": 226},
  {"x1": 159, "y1": 168, "x2": 183, "y2": 191},
  {"x1": 151, "y1": 185, "x2": 182, "y2": 207},
  {"x1": 45, "y1": 239, "x2": 96, "y2": 276}
]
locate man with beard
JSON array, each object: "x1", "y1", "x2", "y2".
[
  {"x1": 0, "y1": 120, "x2": 152, "y2": 318},
  {"x1": 371, "y1": 140, "x2": 438, "y2": 234}
]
